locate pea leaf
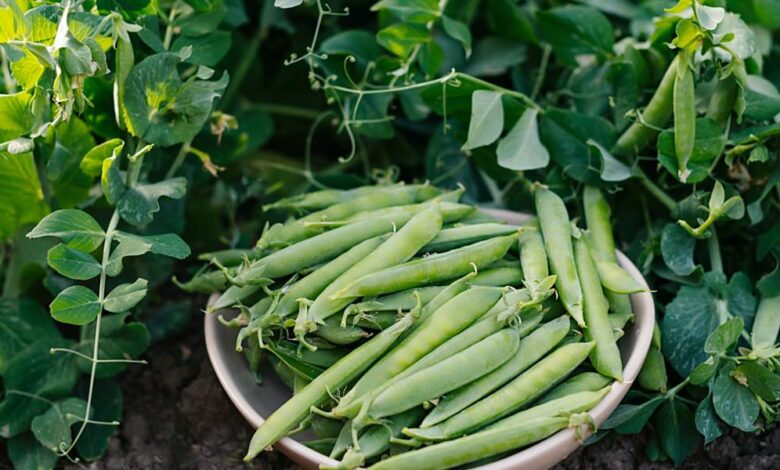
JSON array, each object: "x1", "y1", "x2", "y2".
[
  {"x1": 463, "y1": 37, "x2": 526, "y2": 77},
  {"x1": 103, "y1": 278, "x2": 148, "y2": 313},
  {"x1": 602, "y1": 395, "x2": 665, "y2": 434},
  {"x1": 537, "y1": 5, "x2": 614, "y2": 65},
  {"x1": 75, "y1": 380, "x2": 122, "y2": 461},
  {"x1": 462, "y1": 90, "x2": 504, "y2": 150},
  {"x1": 654, "y1": 399, "x2": 700, "y2": 466},
  {"x1": 75, "y1": 313, "x2": 150, "y2": 378},
  {"x1": 0, "y1": 151, "x2": 48, "y2": 242},
  {"x1": 496, "y1": 108, "x2": 549, "y2": 171},
  {"x1": 30, "y1": 397, "x2": 88, "y2": 453},
  {"x1": 442, "y1": 16, "x2": 472, "y2": 58},
  {"x1": 660, "y1": 223, "x2": 698, "y2": 276},
  {"x1": 734, "y1": 361, "x2": 780, "y2": 401},
  {"x1": 275, "y1": 0, "x2": 304, "y2": 9},
  {"x1": 690, "y1": 356, "x2": 719, "y2": 385},
  {"x1": 0, "y1": 90, "x2": 35, "y2": 141},
  {"x1": 0, "y1": 299, "x2": 59, "y2": 375},
  {"x1": 661, "y1": 285, "x2": 719, "y2": 376},
  {"x1": 80, "y1": 138, "x2": 124, "y2": 177},
  {"x1": 703, "y1": 316, "x2": 743, "y2": 355},
  {"x1": 105, "y1": 232, "x2": 151, "y2": 277},
  {"x1": 743, "y1": 75, "x2": 780, "y2": 121},
  {"x1": 50, "y1": 285, "x2": 101, "y2": 325},
  {"x1": 320, "y1": 30, "x2": 383, "y2": 67},
  {"x1": 101, "y1": 154, "x2": 126, "y2": 205},
  {"x1": 712, "y1": 364, "x2": 759, "y2": 432},
  {"x1": 657, "y1": 118, "x2": 726, "y2": 185},
  {"x1": 171, "y1": 31, "x2": 232, "y2": 67},
  {"x1": 376, "y1": 23, "x2": 430, "y2": 58},
  {"x1": 124, "y1": 53, "x2": 228, "y2": 146},
  {"x1": 727, "y1": 272, "x2": 757, "y2": 330},
  {"x1": 695, "y1": 394, "x2": 722, "y2": 445},
  {"x1": 586, "y1": 138, "x2": 632, "y2": 182},
  {"x1": 7, "y1": 433, "x2": 58, "y2": 470},
  {"x1": 46, "y1": 243, "x2": 101, "y2": 280},
  {"x1": 372, "y1": 0, "x2": 440, "y2": 23},
  {"x1": 27, "y1": 209, "x2": 105, "y2": 252},
  {"x1": 116, "y1": 177, "x2": 187, "y2": 226},
  {"x1": 44, "y1": 118, "x2": 97, "y2": 208}
]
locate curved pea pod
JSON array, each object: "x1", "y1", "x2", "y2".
[
  {"x1": 421, "y1": 223, "x2": 519, "y2": 253},
  {"x1": 519, "y1": 219, "x2": 549, "y2": 293},
  {"x1": 471, "y1": 266, "x2": 524, "y2": 287},
  {"x1": 535, "y1": 372, "x2": 613, "y2": 405},
  {"x1": 331, "y1": 287, "x2": 502, "y2": 418},
  {"x1": 420, "y1": 315, "x2": 570, "y2": 427},
  {"x1": 609, "y1": 312, "x2": 634, "y2": 333},
  {"x1": 368, "y1": 329, "x2": 520, "y2": 419},
  {"x1": 638, "y1": 348, "x2": 667, "y2": 393},
  {"x1": 273, "y1": 235, "x2": 390, "y2": 317},
  {"x1": 535, "y1": 187, "x2": 585, "y2": 327},
  {"x1": 344, "y1": 201, "x2": 473, "y2": 225},
  {"x1": 485, "y1": 387, "x2": 610, "y2": 433},
  {"x1": 751, "y1": 294, "x2": 780, "y2": 354},
  {"x1": 575, "y1": 237, "x2": 623, "y2": 381},
  {"x1": 594, "y1": 261, "x2": 646, "y2": 295},
  {"x1": 244, "y1": 307, "x2": 419, "y2": 461},
  {"x1": 333, "y1": 235, "x2": 518, "y2": 299},
  {"x1": 405, "y1": 341, "x2": 594, "y2": 441},
  {"x1": 257, "y1": 185, "x2": 426, "y2": 250},
  {"x1": 307, "y1": 206, "x2": 443, "y2": 324},
  {"x1": 314, "y1": 318, "x2": 371, "y2": 345},
  {"x1": 208, "y1": 284, "x2": 263, "y2": 313},
  {"x1": 374, "y1": 413, "x2": 594, "y2": 470}
]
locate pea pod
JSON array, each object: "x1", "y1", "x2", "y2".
[
  {"x1": 535, "y1": 187, "x2": 585, "y2": 326},
  {"x1": 519, "y1": 219, "x2": 549, "y2": 295},
  {"x1": 244, "y1": 304, "x2": 420, "y2": 461},
  {"x1": 420, "y1": 315, "x2": 570, "y2": 427},
  {"x1": 673, "y1": 52, "x2": 695, "y2": 182},
  {"x1": 347, "y1": 286, "x2": 445, "y2": 315},
  {"x1": 209, "y1": 283, "x2": 265, "y2": 312},
  {"x1": 307, "y1": 205, "x2": 443, "y2": 324},
  {"x1": 344, "y1": 201, "x2": 473, "y2": 225},
  {"x1": 262, "y1": 184, "x2": 409, "y2": 213},
  {"x1": 535, "y1": 372, "x2": 613, "y2": 405},
  {"x1": 574, "y1": 237, "x2": 623, "y2": 381},
  {"x1": 332, "y1": 286, "x2": 502, "y2": 418},
  {"x1": 373, "y1": 414, "x2": 593, "y2": 470},
  {"x1": 315, "y1": 318, "x2": 370, "y2": 345},
  {"x1": 333, "y1": 235, "x2": 517, "y2": 299},
  {"x1": 368, "y1": 329, "x2": 520, "y2": 419},
  {"x1": 471, "y1": 266, "x2": 523, "y2": 287},
  {"x1": 420, "y1": 223, "x2": 518, "y2": 253},
  {"x1": 638, "y1": 348, "x2": 667, "y2": 392},
  {"x1": 751, "y1": 294, "x2": 780, "y2": 353},
  {"x1": 405, "y1": 341, "x2": 594, "y2": 441}
]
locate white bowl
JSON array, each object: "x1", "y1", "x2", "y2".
[{"x1": 204, "y1": 208, "x2": 655, "y2": 470}]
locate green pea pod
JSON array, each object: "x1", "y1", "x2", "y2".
[
  {"x1": 471, "y1": 266, "x2": 524, "y2": 287},
  {"x1": 673, "y1": 52, "x2": 696, "y2": 182},
  {"x1": 608, "y1": 312, "x2": 634, "y2": 333},
  {"x1": 421, "y1": 223, "x2": 518, "y2": 253},
  {"x1": 406, "y1": 341, "x2": 594, "y2": 441},
  {"x1": 638, "y1": 348, "x2": 668, "y2": 392},
  {"x1": 344, "y1": 201, "x2": 473, "y2": 225},
  {"x1": 333, "y1": 234, "x2": 518, "y2": 299},
  {"x1": 262, "y1": 184, "x2": 407, "y2": 213},
  {"x1": 273, "y1": 341, "x2": 348, "y2": 369},
  {"x1": 574, "y1": 237, "x2": 623, "y2": 381},
  {"x1": 209, "y1": 283, "x2": 264, "y2": 313},
  {"x1": 420, "y1": 315, "x2": 570, "y2": 427},
  {"x1": 173, "y1": 268, "x2": 230, "y2": 293},
  {"x1": 752, "y1": 294, "x2": 780, "y2": 353},
  {"x1": 594, "y1": 261, "x2": 646, "y2": 294},
  {"x1": 349, "y1": 286, "x2": 444, "y2": 314},
  {"x1": 274, "y1": 235, "x2": 390, "y2": 317},
  {"x1": 314, "y1": 318, "x2": 371, "y2": 345},
  {"x1": 368, "y1": 329, "x2": 520, "y2": 419},
  {"x1": 519, "y1": 219, "x2": 549, "y2": 294},
  {"x1": 198, "y1": 246, "x2": 262, "y2": 266},
  {"x1": 375, "y1": 414, "x2": 590, "y2": 470},
  {"x1": 244, "y1": 306, "x2": 420, "y2": 461},
  {"x1": 535, "y1": 372, "x2": 613, "y2": 405},
  {"x1": 351, "y1": 312, "x2": 397, "y2": 330},
  {"x1": 330, "y1": 419, "x2": 354, "y2": 459},
  {"x1": 535, "y1": 187, "x2": 585, "y2": 326},
  {"x1": 332, "y1": 286, "x2": 502, "y2": 418},
  {"x1": 487, "y1": 387, "x2": 609, "y2": 433}
]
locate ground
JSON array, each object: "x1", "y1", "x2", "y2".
[{"x1": 3, "y1": 314, "x2": 779, "y2": 470}]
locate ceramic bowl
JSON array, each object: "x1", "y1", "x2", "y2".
[{"x1": 204, "y1": 208, "x2": 655, "y2": 469}]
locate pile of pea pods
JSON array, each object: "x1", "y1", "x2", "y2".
[{"x1": 183, "y1": 182, "x2": 649, "y2": 469}]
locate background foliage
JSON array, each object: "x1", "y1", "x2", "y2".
[{"x1": 1, "y1": 0, "x2": 779, "y2": 468}]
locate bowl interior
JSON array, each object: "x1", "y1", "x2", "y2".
[{"x1": 204, "y1": 209, "x2": 655, "y2": 470}]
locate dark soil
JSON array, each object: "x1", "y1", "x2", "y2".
[{"x1": 9, "y1": 310, "x2": 777, "y2": 470}]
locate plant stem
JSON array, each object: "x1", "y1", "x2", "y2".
[
  {"x1": 531, "y1": 45, "x2": 551, "y2": 101},
  {"x1": 0, "y1": 47, "x2": 16, "y2": 93},
  {"x1": 256, "y1": 103, "x2": 322, "y2": 120},
  {"x1": 165, "y1": 141, "x2": 191, "y2": 180},
  {"x1": 707, "y1": 227, "x2": 723, "y2": 274},
  {"x1": 162, "y1": 5, "x2": 178, "y2": 51},
  {"x1": 635, "y1": 169, "x2": 676, "y2": 211},
  {"x1": 221, "y1": 26, "x2": 266, "y2": 109}
]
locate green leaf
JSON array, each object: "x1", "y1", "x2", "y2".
[
  {"x1": 0, "y1": 151, "x2": 48, "y2": 241},
  {"x1": 124, "y1": 53, "x2": 228, "y2": 146},
  {"x1": 654, "y1": 399, "x2": 700, "y2": 466},
  {"x1": 46, "y1": 243, "x2": 101, "y2": 280},
  {"x1": 75, "y1": 313, "x2": 150, "y2": 378},
  {"x1": 743, "y1": 75, "x2": 780, "y2": 121},
  {"x1": 105, "y1": 231, "x2": 150, "y2": 277},
  {"x1": 462, "y1": 90, "x2": 504, "y2": 150},
  {"x1": 496, "y1": 108, "x2": 549, "y2": 171},
  {"x1": 30, "y1": 397, "x2": 88, "y2": 453},
  {"x1": 7, "y1": 433, "x2": 58, "y2": 470},
  {"x1": 734, "y1": 361, "x2": 780, "y2": 402},
  {"x1": 372, "y1": 0, "x2": 440, "y2": 23},
  {"x1": 537, "y1": 5, "x2": 614, "y2": 65},
  {"x1": 712, "y1": 364, "x2": 759, "y2": 432},
  {"x1": 101, "y1": 154, "x2": 126, "y2": 205},
  {"x1": 80, "y1": 139, "x2": 124, "y2": 177},
  {"x1": 0, "y1": 90, "x2": 34, "y2": 141},
  {"x1": 50, "y1": 285, "x2": 101, "y2": 325},
  {"x1": 275, "y1": 0, "x2": 303, "y2": 9},
  {"x1": 75, "y1": 380, "x2": 122, "y2": 461},
  {"x1": 660, "y1": 223, "x2": 698, "y2": 276},
  {"x1": 442, "y1": 16, "x2": 472, "y2": 58},
  {"x1": 0, "y1": 299, "x2": 59, "y2": 375},
  {"x1": 695, "y1": 394, "x2": 721, "y2": 445},
  {"x1": 171, "y1": 31, "x2": 232, "y2": 67},
  {"x1": 586, "y1": 138, "x2": 632, "y2": 182},
  {"x1": 376, "y1": 22, "x2": 430, "y2": 58},
  {"x1": 575, "y1": 0, "x2": 639, "y2": 18},
  {"x1": 714, "y1": 13, "x2": 755, "y2": 60},
  {"x1": 104, "y1": 278, "x2": 148, "y2": 313},
  {"x1": 485, "y1": 0, "x2": 536, "y2": 43},
  {"x1": 703, "y1": 316, "x2": 743, "y2": 354},
  {"x1": 117, "y1": 177, "x2": 187, "y2": 226},
  {"x1": 44, "y1": 118, "x2": 98, "y2": 208},
  {"x1": 320, "y1": 30, "x2": 383, "y2": 67},
  {"x1": 463, "y1": 37, "x2": 526, "y2": 77},
  {"x1": 727, "y1": 272, "x2": 757, "y2": 329},
  {"x1": 690, "y1": 356, "x2": 719, "y2": 385},
  {"x1": 602, "y1": 395, "x2": 665, "y2": 434},
  {"x1": 661, "y1": 285, "x2": 719, "y2": 376},
  {"x1": 0, "y1": 338, "x2": 80, "y2": 438},
  {"x1": 27, "y1": 209, "x2": 105, "y2": 252}
]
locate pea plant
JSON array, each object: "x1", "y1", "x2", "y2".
[{"x1": 0, "y1": 0, "x2": 242, "y2": 467}]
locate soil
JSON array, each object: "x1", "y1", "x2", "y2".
[{"x1": 5, "y1": 311, "x2": 779, "y2": 470}]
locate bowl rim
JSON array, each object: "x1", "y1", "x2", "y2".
[{"x1": 204, "y1": 208, "x2": 655, "y2": 470}]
